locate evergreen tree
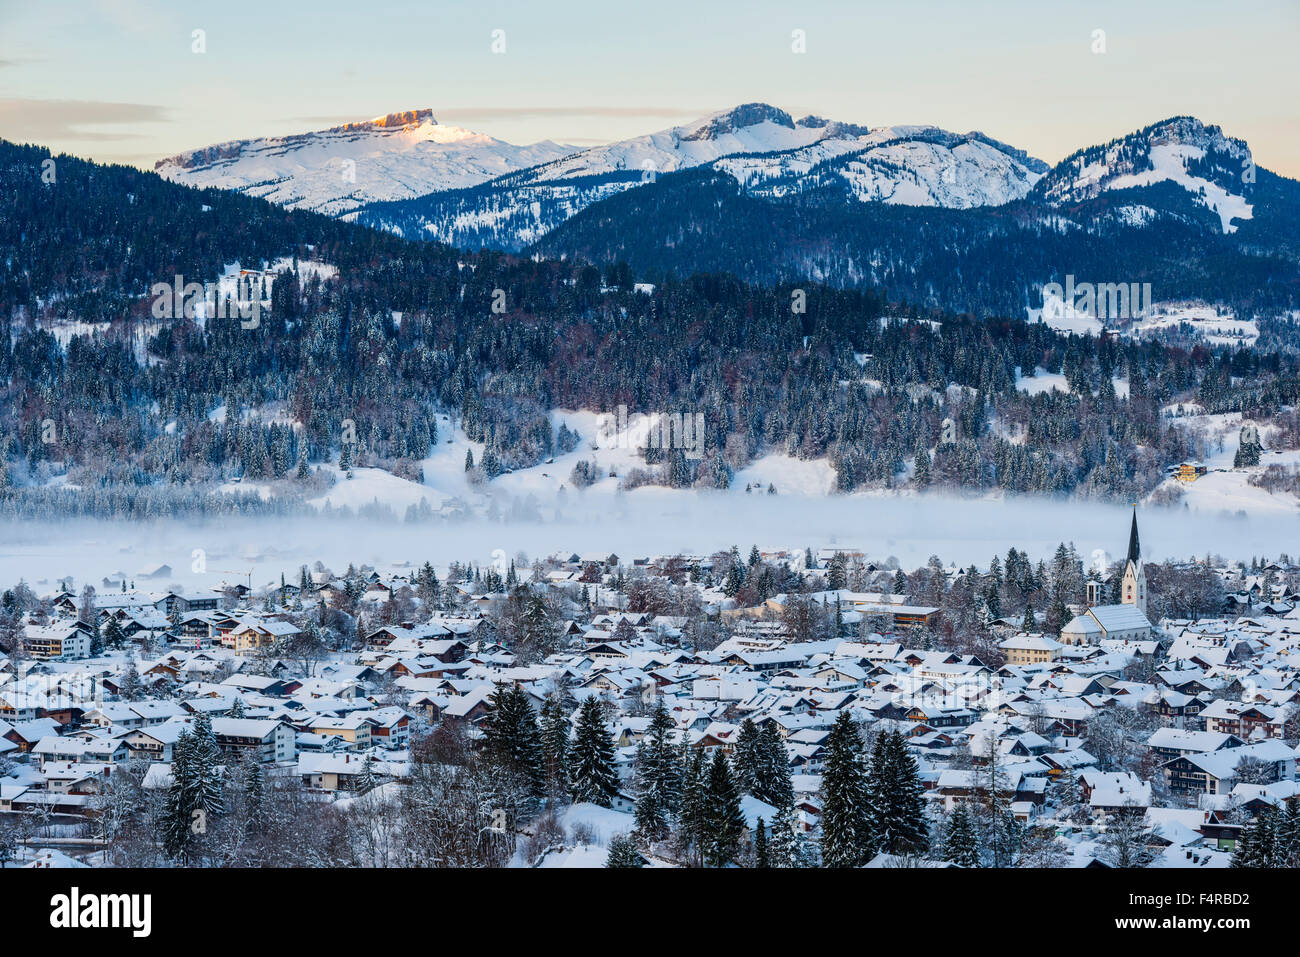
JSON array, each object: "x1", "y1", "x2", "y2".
[
  {"x1": 820, "y1": 711, "x2": 871, "y2": 867},
  {"x1": 119, "y1": 661, "x2": 143, "y2": 701},
  {"x1": 1233, "y1": 805, "x2": 1283, "y2": 868},
  {"x1": 539, "y1": 694, "x2": 571, "y2": 797},
  {"x1": 700, "y1": 750, "x2": 746, "y2": 867},
  {"x1": 753, "y1": 818, "x2": 770, "y2": 868},
  {"x1": 606, "y1": 834, "x2": 644, "y2": 868},
  {"x1": 732, "y1": 718, "x2": 764, "y2": 795},
  {"x1": 755, "y1": 723, "x2": 794, "y2": 809},
  {"x1": 941, "y1": 805, "x2": 980, "y2": 867},
  {"x1": 827, "y1": 553, "x2": 848, "y2": 591},
  {"x1": 160, "y1": 713, "x2": 224, "y2": 862},
  {"x1": 103, "y1": 617, "x2": 124, "y2": 649},
  {"x1": 676, "y1": 745, "x2": 708, "y2": 865},
  {"x1": 865, "y1": 730, "x2": 929, "y2": 856},
  {"x1": 769, "y1": 799, "x2": 803, "y2": 868},
  {"x1": 569, "y1": 696, "x2": 618, "y2": 806},
  {"x1": 634, "y1": 700, "x2": 682, "y2": 842},
  {"x1": 484, "y1": 683, "x2": 545, "y2": 798},
  {"x1": 244, "y1": 758, "x2": 266, "y2": 832},
  {"x1": 356, "y1": 754, "x2": 377, "y2": 794}
]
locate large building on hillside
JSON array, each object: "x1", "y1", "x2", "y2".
[{"x1": 1061, "y1": 510, "x2": 1154, "y2": 645}]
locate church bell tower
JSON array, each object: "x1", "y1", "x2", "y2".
[{"x1": 1120, "y1": 507, "x2": 1147, "y2": 617}]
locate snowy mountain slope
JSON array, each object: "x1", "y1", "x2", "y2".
[
  {"x1": 155, "y1": 109, "x2": 579, "y2": 217},
  {"x1": 718, "y1": 126, "x2": 1047, "y2": 208},
  {"x1": 357, "y1": 104, "x2": 1046, "y2": 249},
  {"x1": 1032, "y1": 116, "x2": 1254, "y2": 233}
]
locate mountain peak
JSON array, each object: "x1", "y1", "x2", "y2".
[
  {"x1": 341, "y1": 109, "x2": 437, "y2": 132},
  {"x1": 1034, "y1": 115, "x2": 1254, "y2": 233},
  {"x1": 681, "y1": 103, "x2": 795, "y2": 141}
]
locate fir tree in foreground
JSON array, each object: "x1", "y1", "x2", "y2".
[
  {"x1": 1232, "y1": 804, "x2": 1286, "y2": 868},
  {"x1": 484, "y1": 682, "x2": 546, "y2": 800},
  {"x1": 606, "y1": 834, "x2": 645, "y2": 868},
  {"x1": 865, "y1": 730, "x2": 929, "y2": 857},
  {"x1": 159, "y1": 712, "x2": 225, "y2": 862},
  {"x1": 753, "y1": 818, "x2": 770, "y2": 868},
  {"x1": 700, "y1": 750, "x2": 747, "y2": 867},
  {"x1": 634, "y1": 700, "x2": 682, "y2": 842},
  {"x1": 819, "y1": 711, "x2": 871, "y2": 867},
  {"x1": 569, "y1": 696, "x2": 619, "y2": 807},
  {"x1": 539, "y1": 694, "x2": 572, "y2": 797},
  {"x1": 941, "y1": 805, "x2": 980, "y2": 867}
]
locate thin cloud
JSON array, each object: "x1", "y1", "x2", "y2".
[
  {"x1": 0, "y1": 97, "x2": 169, "y2": 142},
  {"x1": 286, "y1": 105, "x2": 699, "y2": 127}
]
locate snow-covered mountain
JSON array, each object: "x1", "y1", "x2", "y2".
[
  {"x1": 1032, "y1": 116, "x2": 1254, "y2": 233},
  {"x1": 355, "y1": 104, "x2": 1047, "y2": 249},
  {"x1": 155, "y1": 109, "x2": 579, "y2": 217},
  {"x1": 715, "y1": 124, "x2": 1047, "y2": 208}
]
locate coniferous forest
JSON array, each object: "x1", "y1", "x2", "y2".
[{"x1": 3, "y1": 139, "x2": 1299, "y2": 517}]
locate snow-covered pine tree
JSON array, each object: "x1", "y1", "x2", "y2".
[
  {"x1": 819, "y1": 711, "x2": 871, "y2": 867},
  {"x1": 701, "y1": 750, "x2": 746, "y2": 867},
  {"x1": 634, "y1": 700, "x2": 681, "y2": 842},
  {"x1": 484, "y1": 683, "x2": 545, "y2": 799},
  {"x1": 941, "y1": 804, "x2": 980, "y2": 867},
  {"x1": 568, "y1": 696, "x2": 618, "y2": 807},
  {"x1": 865, "y1": 730, "x2": 929, "y2": 857},
  {"x1": 756, "y1": 723, "x2": 795, "y2": 810},
  {"x1": 768, "y1": 799, "x2": 802, "y2": 868},
  {"x1": 1232, "y1": 804, "x2": 1282, "y2": 868},
  {"x1": 676, "y1": 744, "x2": 707, "y2": 865},
  {"x1": 732, "y1": 718, "x2": 764, "y2": 795},
  {"x1": 605, "y1": 833, "x2": 644, "y2": 868},
  {"x1": 539, "y1": 695, "x2": 571, "y2": 797}
]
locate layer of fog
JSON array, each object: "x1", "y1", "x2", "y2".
[{"x1": 0, "y1": 490, "x2": 1292, "y2": 594}]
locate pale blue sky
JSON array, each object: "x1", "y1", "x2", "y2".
[{"x1": 1, "y1": 0, "x2": 1296, "y2": 175}]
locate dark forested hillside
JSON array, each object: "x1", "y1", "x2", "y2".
[
  {"x1": 530, "y1": 166, "x2": 1300, "y2": 320},
  {"x1": 2, "y1": 138, "x2": 1297, "y2": 516}
]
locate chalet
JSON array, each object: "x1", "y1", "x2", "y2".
[
  {"x1": 210, "y1": 717, "x2": 297, "y2": 764},
  {"x1": 1162, "y1": 739, "x2": 1297, "y2": 796},
  {"x1": 1147, "y1": 728, "x2": 1243, "y2": 762},
  {"x1": 20, "y1": 623, "x2": 93, "y2": 661},
  {"x1": 1199, "y1": 699, "x2": 1276, "y2": 740},
  {"x1": 222, "y1": 618, "x2": 302, "y2": 653}
]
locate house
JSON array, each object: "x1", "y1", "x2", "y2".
[
  {"x1": 298, "y1": 751, "x2": 373, "y2": 791},
  {"x1": 353, "y1": 707, "x2": 410, "y2": 750},
  {"x1": 210, "y1": 717, "x2": 297, "y2": 764},
  {"x1": 20, "y1": 623, "x2": 93, "y2": 661},
  {"x1": 222, "y1": 618, "x2": 302, "y2": 653},
  {"x1": 1000, "y1": 632, "x2": 1063, "y2": 665},
  {"x1": 1162, "y1": 739, "x2": 1297, "y2": 796}
]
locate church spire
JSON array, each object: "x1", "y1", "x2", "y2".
[{"x1": 1126, "y1": 507, "x2": 1141, "y2": 566}]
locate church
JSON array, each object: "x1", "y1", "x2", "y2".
[{"x1": 1060, "y1": 510, "x2": 1154, "y2": 645}]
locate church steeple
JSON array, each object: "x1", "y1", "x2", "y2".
[
  {"x1": 1126, "y1": 507, "x2": 1141, "y2": 566},
  {"x1": 1121, "y1": 507, "x2": 1147, "y2": 618}
]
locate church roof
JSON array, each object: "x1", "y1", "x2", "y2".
[
  {"x1": 1126, "y1": 509, "x2": 1141, "y2": 566},
  {"x1": 1062, "y1": 613, "x2": 1103, "y2": 635},
  {"x1": 1089, "y1": 603, "x2": 1152, "y2": 632}
]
